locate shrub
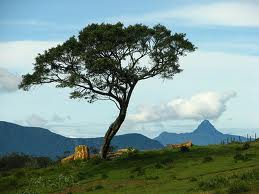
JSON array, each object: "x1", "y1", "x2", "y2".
[
  {"x1": 228, "y1": 181, "x2": 250, "y2": 194},
  {"x1": 180, "y1": 146, "x2": 190, "y2": 152},
  {"x1": 0, "y1": 153, "x2": 53, "y2": 171},
  {"x1": 77, "y1": 171, "x2": 93, "y2": 181},
  {"x1": 160, "y1": 157, "x2": 174, "y2": 165},
  {"x1": 101, "y1": 173, "x2": 108, "y2": 179},
  {"x1": 239, "y1": 170, "x2": 256, "y2": 181},
  {"x1": 242, "y1": 142, "x2": 250, "y2": 150},
  {"x1": 89, "y1": 157, "x2": 102, "y2": 165},
  {"x1": 233, "y1": 153, "x2": 249, "y2": 162},
  {"x1": 154, "y1": 163, "x2": 163, "y2": 169},
  {"x1": 129, "y1": 175, "x2": 134, "y2": 179},
  {"x1": 203, "y1": 156, "x2": 213, "y2": 163},
  {"x1": 146, "y1": 175, "x2": 159, "y2": 180},
  {"x1": 0, "y1": 176, "x2": 18, "y2": 191},
  {"x1": 94, "y1": 184, "x2": 104, "y2": 190},
  {"x1": 14, "y1": 169, "x2": 26, "y2": 178},
  {"x1": 198, "y1": 176, "x2": 228, "y2": 190},
  {"x1": 189, "y1": 177, "x2": 197, "y2": 182},
  {"x1": 131, "y1": 166, "x2": 145, "y2": 176}
]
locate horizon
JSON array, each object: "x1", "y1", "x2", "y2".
[
  {"x1": 1, "y1": 0, "x2": 259, "y2": 138},
  {"x1": 1, "y1": 119, "x2": 257, "y2": 139}
]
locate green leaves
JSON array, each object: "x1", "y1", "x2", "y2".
[{"x1": 19, "y1": 22, "x2": 196, "y2": 107}]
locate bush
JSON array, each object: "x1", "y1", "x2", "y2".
[
  {"x1": 239, "y1": 170, "x2": 257, "y2": 181},
  {"x1": 242, "y1": 142, "x2": 250, "y2": 150},
  {"x1": 180, "y1": 146, "x2": 190, "y2": 152},
  {"x1": 77, "y1": 171, "x2": 93, "y2": 181},
  {"x1": 0, "y1": 153, "x2": 53, "y2": 171},
  {"x1": 228, "y1": 181, "x2": 250, "y2": 194},
  {"x1": 234, "y1": 153, "x2": 249, "y2": 162},
  {"x1": 89, "y1": 157, "x2": 102, "y2": 165},
  {"x1": 198, "y1": 176, "x2": 228, "y2": 190},
  {"x1": 129, "y1": 175, "x2": 134, "y2": 179},
  {"x1": 101, "y1": 173, "x2": 108, "y2": 179},
  {"x1": 0, "y1": 176, "x2": 18, "y2": 191},
  {"x1": 145, "y1": 175, "x2": 159, "y2": 180},
  {"x1": 160, "y1": 157, "x2": 174, "y2": 165},
  {"x1": 154, "y1": 163, "x2": 163, "y2": 169},
  {"x1": 189, "y1": 177, "x2": 197, "y2": 182},
  {"x1": 94, "y1": 184, "x2": 104, "y2": 190},
  {"x1": 131, "y1": 166, "x2": 145, "y2": 176},
  {"x1": 203, "y1": 156, "x2": 213, "y2": 163}
]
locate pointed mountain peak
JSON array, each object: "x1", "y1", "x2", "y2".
[
  {"x1": 194, "y1": 120, "x2": 218, "y2": 134},
  {"x1": 200, "y1": 119, "x2": 212, "y2": 126}
]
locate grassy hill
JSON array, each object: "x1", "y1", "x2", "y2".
[{"x1": 1, "y1": 140, "x2": 259, "y2": 194}]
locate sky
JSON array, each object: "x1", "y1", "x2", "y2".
[{"x1": 0, "y1": 0, "x2": 259, "y2": 138}]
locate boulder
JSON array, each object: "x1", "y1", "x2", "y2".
[
  {"x1": 167, "y1": 141, "x2": 192, "y2": 149},
  {"x1": 61, "y1": 145, "x2": 90, "y2": 163},
  {"x1": 74, "y1": 145, "x2": 90, "y2": 160},
  {"x1": 108, "y1": 147, "x2": 137, "y2": 159}
]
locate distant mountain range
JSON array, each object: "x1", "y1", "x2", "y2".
[
  {"x1": 0, "y1": 121, "x2": 163, "y2": 159},
  {"x1": 0, "y1": 120, "x2": 251, "y2": 159},
  {"x1": 154, "y1": 120, "x2": 248, "y2": 146}
]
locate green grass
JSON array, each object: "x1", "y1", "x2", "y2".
[{"x1": 1, "y1": 140, "x2": 259, "y2": 194}]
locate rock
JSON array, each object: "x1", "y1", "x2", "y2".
[
  {"x1": 61, "y1": 154, "x2": 74, "y2": 163},
  {"x1": 167, "y1": 141, "x2": 192, "y2": 149},
  {"x1": 74, "y1": 145, "x2": 90, "y2": 160},
  {"x1": 108, "y1": 147, "x2": 137, "y2": 159},
  {"x1": 61, "y1": 145, "x2": 90, "y2": 163}
]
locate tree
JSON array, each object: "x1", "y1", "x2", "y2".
[{"x1": 19, "y1": 23, "x2": 196, "y2": 159}]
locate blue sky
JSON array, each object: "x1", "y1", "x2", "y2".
[{"x1": 0, "y1": 0, "x2": 259, "y2": 138}]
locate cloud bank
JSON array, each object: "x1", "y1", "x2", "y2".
[
  {"x1": 0, "y1": 68, "x2": 21, "y2": 93},
  {"x1": 111, "y1": 1, "x2": 259, "y2": 27},
  {"x1": 0, "y1": 41, "x2": 60, "y2": 70},
  {"x1": 128, "y1": 91, "x2": 236, "y2": 122},
  {"x1": 19, "y1": 114, "x2": 71, "y2": 128}
]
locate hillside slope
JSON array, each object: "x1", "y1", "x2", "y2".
[
  {"x1": 1, "y1": 140, "x2": 259, "y2": 194},
  {"x1": 0, "y1": 121, "x2": 163, "y2": 158}
]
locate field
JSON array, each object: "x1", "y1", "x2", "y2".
[{"x1": 1, "y1": 140, "x2": 259, "y2": 194}]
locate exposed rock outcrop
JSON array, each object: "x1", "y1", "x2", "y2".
[
  {"x1": 167, "y1": 141, "x2": 192, "y2": 149},
  {"x1": 108, "y1": 147, "x2": 137, "y2": 159},
  {"x1": 61, "y1": 145, "x2": 89, "y2": 163}
]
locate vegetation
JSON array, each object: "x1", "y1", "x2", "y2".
[
  {"x1": 0, "y1": 142, "x2": 259, "y2": 194},
  {"x1": 1, "y1": 140, "x2": 259, "y2": 193},
  {"x1": 19, "y1": 22, "x2": 196, "y2": 158},
  {"x1": 0, "y1": 153, "x2": 53, "y2": 171}
]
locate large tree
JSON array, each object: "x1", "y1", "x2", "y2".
[{"x1": 19, "y1": 23, "x2": 196, "y2": 159}]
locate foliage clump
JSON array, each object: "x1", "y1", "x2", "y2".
[
  {"x1": 0, "y1": 153, "x2": 53, "y2": 171},
  {"x1": 203, "y1": 156, "x2": 213, "y2": 163},
  {"x1": 242, "y1": 142, "x2": 250, "y2": 150},
  {"x1": 180, "y1": 146, "x2": 190, "y2": 152},
  {"x1": 233, "y1": 153, "x2": 250, "y2": 162},
  {"x1": 228, "y1": 181, "x2": 250, "y2": 194},
  {"x1": 198, "y1": 176, "x2": 228, "y2": 190}
]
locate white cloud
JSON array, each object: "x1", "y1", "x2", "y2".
[
  {"x1": 110, "y1": 1, "x2": 259, "y2": 27},
  {"x1": 0, "y1": 41, "x2": 60, "y2": 71},
  {"x1": 25, "y1": 114, "x2": 48, "y2": 127},
  {"x1": 128, "y1": 91, "x2": 236, "y2": 122},
  {"x1": 22, "y1": 114, "x2": 71, "y2": 127},
  {"x1": 0, "y1": 68, "x2": 21, "y2": 93},
  {"x1": 51, "y1": 114, "x2": 71, "y2": 123}
]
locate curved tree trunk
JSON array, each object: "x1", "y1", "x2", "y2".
[{"x1": 101, "y1": 107, "x2": 127, "y2": 159}]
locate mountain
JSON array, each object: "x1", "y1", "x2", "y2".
[
  {"x1": 0, "y1": 121, "x2": 163, "y2": 159},
  {"x1": 154, "y1": 120, "x2": 248, "y2": 146}
]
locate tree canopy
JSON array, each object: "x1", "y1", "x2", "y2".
[{"x1": 19, "y1": 23, "x2": 196, "y2": 158}]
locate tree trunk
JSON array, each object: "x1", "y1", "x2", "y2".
[{"x1": 101, "y1": 107, "x2": 127, "y2": 159}]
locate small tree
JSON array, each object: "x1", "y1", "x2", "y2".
[{"x1": 19, "y1": 23, "x2": 196, "y2": 159}]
